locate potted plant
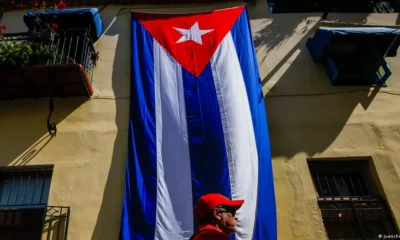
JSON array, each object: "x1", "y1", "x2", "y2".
[
  {"x1": 22, "y1": 0, "x2": 66, "y2": 41},
  {"x1": 0, "y1": 0, "x2": 67, "y2": 68}
]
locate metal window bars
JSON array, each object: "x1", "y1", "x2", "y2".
[
  {"x1": 318, "y1": 198, "x2": 398, "y2": 240},
  {"x1": 0, "y1": 166, "x2": 53, "y2": 207},
  {"x1": 309, "y1": 162, "x2": 398, "y2": 239},
  {"x1": 313, "y1": 173, "x2": 370, "y2": 198},
  {"x1": 0, "y1": 167, "x2": 70, "y2": 239}
]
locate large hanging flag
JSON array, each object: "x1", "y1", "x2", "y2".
[{"x1": 120, "y1": 6, "x2": 276, "y2": 240}]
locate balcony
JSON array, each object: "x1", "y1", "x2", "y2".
[
  {"x1": 307, "y1": 27, "x2": 400, "y2": 86},
  {"x1": 0, "y1": 28, "x2": 97, "y2": 100},
  {"x1": 0, "y1": 8, "x2": 102, "y2": 135}
]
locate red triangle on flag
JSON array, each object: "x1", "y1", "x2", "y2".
[{"x1": 133, "y1": 6, "x2": 245, "y2": 77}]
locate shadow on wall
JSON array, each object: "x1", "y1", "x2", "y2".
[
  {"x1": 396, "y1": 15, "x2": 400, "y2": 25},
  {"x1": 245, "y1": 1, "x2": 380, "y2": 158},
  {"x1": 252, "y1": 13, "x2": 317, "y2": 55},
  {"x1": 0, "y1": 98, "x2": 85, "y2": 166},
  {"x1": 260, "y1": 26, "x2": 380, "y2": 158},
  {"x1": 247, "y1": 1, "x2": 320, "y2": 59},
  {"x1": 248, "y1": 0, "x2": 371, "y2": 62},
  {"x1": 91, "y1": 9, "x2": 130, "y2": 240}
]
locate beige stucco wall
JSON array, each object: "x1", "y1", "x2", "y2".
[
  {"x1": 1, "y1": 0, "x2": 400, "y2": 239},
  {"x1": 252, "y1": 3, "x2": 400, "y2": 240}
]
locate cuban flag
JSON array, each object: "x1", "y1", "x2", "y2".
[{"x1": 120, "y1": 6, "x2": 276, "y2": 240}]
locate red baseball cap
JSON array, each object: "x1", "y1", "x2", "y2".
[{"x1": 194, "y1": 193, "x2": 244, "y2": 222}]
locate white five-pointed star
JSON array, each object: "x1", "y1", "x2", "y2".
[{"x1": 174, "y1": 22, "x2": 214, "y2": 45}]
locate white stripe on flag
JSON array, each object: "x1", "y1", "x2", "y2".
[
  {"x1": 154, "y1": 40, "x2": 194, "y2": 240},
  {"x1": 210, "y1": 32, "x2": 259, "y2": 240}
]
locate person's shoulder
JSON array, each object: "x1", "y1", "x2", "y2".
[{"x1": 191, "y1": 229, "x2": 229, "y2": 240}]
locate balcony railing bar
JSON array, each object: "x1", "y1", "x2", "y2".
[
  {"x1": 67, "y1": 37, "x2": 72, "y2": 64},
  {"x1": 1, "y1": 28, "x2": 97, "y2": 84},
  {"x1": 74, "y1": 36, "x2": 79, "y2": 64}
]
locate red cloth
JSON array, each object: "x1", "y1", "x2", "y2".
[
  {"x1": 191, "y1": 225, "x2": 229, "y2": 240},
  {"x1": 133, "y1": 7, "x2": 244, "y2": 77}
]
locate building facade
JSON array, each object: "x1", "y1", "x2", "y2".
[{"x1": 0, "y1": 0, "x2": 400, "y2": 239}]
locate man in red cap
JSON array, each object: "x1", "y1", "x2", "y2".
[{"x1": 189, "y1": 193, "x2": 244, "y2": 240}]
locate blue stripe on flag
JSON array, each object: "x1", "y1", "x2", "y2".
[
  {"x1": 181, "y1": 64, "x2": 233, "y2": 230},
  {"x1": 120, "y1": 15, "x2": 157, "y2": 240},
  {"x1": 230, "y1": 8, "x2": 277, "y2": 240}
]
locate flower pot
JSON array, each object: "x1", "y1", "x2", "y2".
[{"x1": 0, "y1": 64, "x2": 93, "y2": 100}]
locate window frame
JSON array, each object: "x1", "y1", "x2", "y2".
[
  {"x1": 0, "y1": 165, "x2": 71, "y2": 240},
  {"x1": 0, "y1": 165, "x2": 53, "y2": 207},
  {"x1": 307, "y1": 158, "x2": 399, "y2": 239}
]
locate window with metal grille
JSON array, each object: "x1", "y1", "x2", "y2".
[
  {"x1": 308, "y1": 160, "x2": 398, "y2": 240},
  {"x1": 0, "y1": 166, "x2": 52, "y2": 207},
  {"x1": 0, "y1": 165, "x2": 70, "y2": 240}
]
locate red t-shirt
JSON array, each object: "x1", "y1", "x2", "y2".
[{"x1": 190, "y1": 225, "x2": 229, "y2": 240}]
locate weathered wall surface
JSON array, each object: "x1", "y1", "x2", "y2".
[
  {"x1": 1, "y1": 0, "x2": 400, "y2": 239},
  {"x1": 250, "y1": 1, "x2": 400, "y2": 240},
  {"x1": 0, "y1": 5, "x2": 130, "y2": 240}
]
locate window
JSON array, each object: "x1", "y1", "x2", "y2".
[
  {"x1": 308, "y1": 160, "x2": 398, "y2": 240},
  {"x1": 307, "y1": 27, "x2": 398, "y2": 86},
  {"x1": 0, "y1": 166, "x2": 70, "y2": 240},
  {"x1": 0, "y1": 166, "x2": 52, "y2": 207}
]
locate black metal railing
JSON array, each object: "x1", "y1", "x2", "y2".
[
  {"x1": 0, "y1": 205, "x2": 70, "y2": 240},
  {"x1": 42, "y1": 206, "x2": 70, "y2": 240},
  {"x1": 318, "y1": 198, "x2": 398, "y2": 240},
  {"x1": 1, "y1": 28, "x2": 98, "y2": 84}
]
